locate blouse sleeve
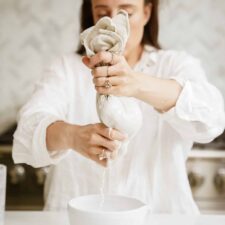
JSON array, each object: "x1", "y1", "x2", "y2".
[
  {"x1": 160, "y1": 51, "x2": 225, "y2": 143},
  {"x1": 12, "y1": 56, "x2": 71, "y2": 168}
]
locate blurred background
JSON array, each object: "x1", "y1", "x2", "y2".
[{"x1": 0, "y1": 0, "x2": 224, "y2": 214}]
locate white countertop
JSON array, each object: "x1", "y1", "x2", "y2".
[
  {"x1": 189, "y1": 149, "x2": 225, "y2": 158},
  {"x1": 1, "y1": 211, "x2": 225, "y2": 225}
]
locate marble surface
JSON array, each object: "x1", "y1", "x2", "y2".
[{"x1": 1, "y1": 211, "x2": 225, "y2": 225}]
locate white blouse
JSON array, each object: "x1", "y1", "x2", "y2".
[{"x1": 12, "y1": 45, "x2": 225, "y2": 213}]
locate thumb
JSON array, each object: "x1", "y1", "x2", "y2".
[{"x1": 82, "y1": 56, "x2": 91, "y2": 68}]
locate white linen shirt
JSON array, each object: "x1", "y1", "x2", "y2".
[{"x1": 12, "y1": 45, "x2": 225, "y2": 213}]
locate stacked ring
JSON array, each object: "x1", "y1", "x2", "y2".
[
  {"x1": 104, "y1": 79, "x2": 112, "y2": 89},
  {"x1": 99, "y1": 149, "x2": 109, "y2": 161}
]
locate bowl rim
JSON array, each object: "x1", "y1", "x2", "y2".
[{"x1": 68, "y1": 194, "x2": 149, "y2": 215}]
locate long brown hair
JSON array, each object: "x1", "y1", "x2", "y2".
[{"x1": 77, "y1": 0, "x2": 160, "y2": 55}]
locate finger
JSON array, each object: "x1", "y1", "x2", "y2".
[
  {"x1": 93, "y1": 77, "x2": 107, "y2": 86},
  {"x1": 89, "y1": 51, "x2": 120, "y2": 68},
  {"x1": 95, "y1": 85, "x2": 121, "y2": 96},
  {"x1": 91, "y1": 66, "x2": 108, "y2": 78},
  {"x1": 89, "y1": 146, "x2": 110, "y2": 155},
  {"x1": 98, "y1": 149, "x2": 112, "y2": 161},
  {"x1": 95, "y1": 135, "x2": 120, "y2": 152},
  {"x1": 93, "y1": 76, "x2": 127, "y2": 87},
  {"x1": 82, "y1": 56, "x2": 91, "y2": 68},
  {"x1": 91, "y1": 64, "x2": 120, "y2": 78},
  {"x1": 111, "y1": 130, "x2": 128, "y2": 141},
  {"x1": 89, "y1": 154, "x2": 107, "y2": 167},
  {"x1": 98, "y1": 126, "x2": 127, "y2": 141}
]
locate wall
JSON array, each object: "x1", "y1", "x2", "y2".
[
  {"x1": 0, "y1": 0, "x2": 81, "y2": 133},
  {"x1": 159, "y1": 0, "x2": 225, "y2": 94},
  {"x1": 0, "y1": 0, "x2": 225, "y2": 133}
]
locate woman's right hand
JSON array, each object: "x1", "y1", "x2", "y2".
[{"x1": 72, "y1": 123, "x2": 127, "y2": 167}]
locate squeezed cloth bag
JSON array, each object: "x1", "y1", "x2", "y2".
[{"x1": 80, "y1": 11, "x2": 142, "y2": 159}]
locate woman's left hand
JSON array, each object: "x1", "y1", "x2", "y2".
[{"x1": 82, "y1": 51, "x2": 139, "y2": 97}]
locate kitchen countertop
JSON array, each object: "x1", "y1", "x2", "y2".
[
  {"x1": 1, "y1": 211, "x2": 225, "y2": 225},
  {"x1": 189, "y1": 149, "x2": 225, "y2": 158}
]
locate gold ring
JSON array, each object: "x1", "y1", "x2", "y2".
[
  {"x1": 104, "y1": 78, "x2": 112, "y2": 89},
  {"x1": 99, "y1": 149, "x2": 109, "y2": 161}
]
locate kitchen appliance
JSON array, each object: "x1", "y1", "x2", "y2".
[
  {"x1": 0, "y1": 164, "x2": 6, "y2": 211},
  {"x1": 187, "y1": 149, "x2": 225, "y2": 214},
  {"x1": 0, "y1": 125, "x2": 48, "y2": 210}
]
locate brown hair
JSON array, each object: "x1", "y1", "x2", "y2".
[{"x1": 77, "y1": 0, "x2": 160, "y2": 55}]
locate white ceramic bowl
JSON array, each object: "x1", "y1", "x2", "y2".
[{"x1": 68, "y1": 194, "x2": 149, "y2": 225}]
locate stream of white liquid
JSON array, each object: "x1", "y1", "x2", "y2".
[
  {"x1": 99, "y1": 168, "x2": 106, "y2": 209},
  {"x1": 99, "y1": 159, "x2": 112, "y2": 209}
]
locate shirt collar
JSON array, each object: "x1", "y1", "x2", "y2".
[{"x1": 133, "y1": 45, "x2": 158, "y2": 72}]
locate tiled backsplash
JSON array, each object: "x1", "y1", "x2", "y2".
[
  {"x1": 0, "y1": 0, "x2": 81, "y2": 133},
  {"x1": 0, "y1": 0, "x2": 225, "y2": 134},
  {"x1": 159, "y1": 0, "x2": 225, "y2": 95}
]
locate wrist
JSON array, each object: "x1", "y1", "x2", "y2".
[
  {"x1": 133, "y1": 72, "x2": 152, "y2": 99},
  {"x1": 69, "y1": 124, "x2": 81, "y2": 150},
  {"x1": 134, "y1": 73, "x2": 182, "y2": 112},
  {"x1": 46, "y1": 121, "x2": 73, "y2": 151}
]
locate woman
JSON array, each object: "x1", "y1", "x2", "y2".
[{"x1": 13, "y1": 0, "x2": 225, "y2": 213}]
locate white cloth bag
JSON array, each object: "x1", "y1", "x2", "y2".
[{"x1": 80, "y1": 11, "x2": 142, "y2": 159}]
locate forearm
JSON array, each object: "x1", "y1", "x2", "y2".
[
  {"x1": 134, "y1": 72, "x2": 182, "y2": 112},
  {"x1": 46, "y1": 121, "x2": 78, "y2": 152}
]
